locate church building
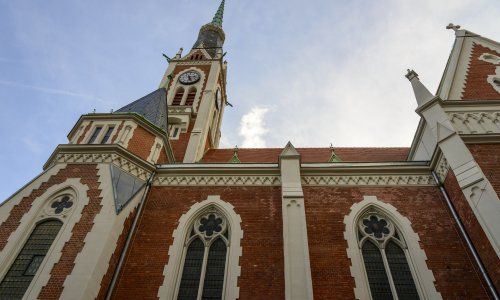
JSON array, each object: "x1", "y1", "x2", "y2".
[{"x1": 0, "y1": 1, "x2": 499, "y2": 299}]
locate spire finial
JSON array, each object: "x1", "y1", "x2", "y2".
[
  {"x1": 405, "y1": 69, "x2": 436, "y2": 107},
  {"x1": 446, "y1": 23, "x2": 461, "y2": 32},
  {"x1": 211, "y1": 0, "x2": 225, "y2": 27}
]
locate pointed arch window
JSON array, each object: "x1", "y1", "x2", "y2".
[
  {"x1": 0, "y1": 220, "x2": 63, "y2": 299},
  {"x1": 173, "y1": 87, "x2": 185, "y2": 106},
  {"x1": 185, "y1": 88, "x2": 197, "y2": 106},
  {"x1": 177, "y1": 209, "x2": 229, "y2": 300},
  {"x1": 358, "y1": 212, "x2": 419, "y2": 300}
]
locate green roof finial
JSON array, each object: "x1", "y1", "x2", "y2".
[
  {"x1": 328, "y1": 143, "x2": 342, "y2": 163},
  {"x1": 211, "y1": 0, "x2": 225, "y2": 27},
  {"x1": 229, "y1": 145, "x2": 241, "y2": 163}
]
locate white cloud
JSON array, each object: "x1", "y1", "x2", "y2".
[{"x1": 238, "y1": 106, "x2": 271, "y2": 148}]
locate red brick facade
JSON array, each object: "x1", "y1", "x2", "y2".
[
  {"x1": 444, "y1": 170, "x2": 500, "y2": 291},
  {"x1": 304, "y1": 186, "x2": 490, "y2": 299},
  {"x1": 126, "y1": 125, "x2": 156, "y2": 161},
  {"x1": 462, "y1": 43, "x2": 500, "y2": 100},
  {"x1": 170, "y1": 121, "x2": 195, "y2": 162},
  {"x1": 76, "y1": 121, "x2": 93, "y2": 144},
  {"x1": 111, "y1": 186, "x2": 285, "y2": 300},
  {"x1": 468, "y1": 143, "x2": 500, "y2": 198}
]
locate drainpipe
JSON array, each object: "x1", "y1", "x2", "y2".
[
  {"x1": 105, "y1": 171, "x2": 156, "y2": 300},
  {"x1": 432, "y1": 171, "x2": 499, "y2": 300}
]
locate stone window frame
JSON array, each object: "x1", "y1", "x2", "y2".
[
  {"x1": 344, "y1": 196, "x2": 441, "y2": 300},
  {"x1": 168, "y1": 67, "x2": 206, "y2": 111},
  {"x1": 158, "y1": 195, "x2": 243, "y2": 300},
  {"x1": 0, "y1": 180, "x2": 90, "y2": 299}
]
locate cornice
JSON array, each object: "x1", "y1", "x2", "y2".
[
  {"x1": 44, "y1": 144, "x2": 155, "y2": 181},
  {"x1": 154, "y1": 162, "x2": 437, "y2": 187}
]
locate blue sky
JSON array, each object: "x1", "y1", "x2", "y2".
[{"x1": 1, "y1": 0, "x2": 499, "y2": 200}]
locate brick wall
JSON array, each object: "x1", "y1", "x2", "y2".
[
  {"x1": 110, "y1": 121, "x2": 125, "y2": 144},
  {"x1": 303, "y1": 186, "x2": 491, "y2": 299},
  {"x1": 127, "y1": 125, "x2": 156, "y2": 161},
  {"x1": 111, "y1": 186, "x2": 284, "y2": 300},
  {"x1": 468, "y1": 143, "x2": 500, "y2": 197},
  {"x1": 444, "y1": 170, "x2": 500, "y2": 292},
  {"x1": 170, "y1": 121, "x2": 194, "y2": 162},
  {"x1": 462, "y1": 43, "x2": 500, "y2": 100}
]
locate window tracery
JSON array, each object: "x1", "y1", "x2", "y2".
[
  {"x1": 177, "y1": 209, "x2": 229, "y2": 300},
  {"x1": 358, "y1": 211, "x2": 419, "y2": 300}
]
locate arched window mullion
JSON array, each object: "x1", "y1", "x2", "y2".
[{"x1": 380, "y1": 247, "x2": 399, "y2": 300}]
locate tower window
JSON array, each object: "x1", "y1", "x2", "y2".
[
  {"x1": 88, "y1": 126, "x2": 102, "y2": 144},
  {"x1": 177, "y1": 211, "x2": 228, "y2": 299},
  {"x1": 101, "y1": 126, "x2": 115, "y2": 144},
  {"x1": 0, "y1": 220, "x2": 63, "y2": 299},
  {"x1": 172, "y1": 88, "x2": 185, "y2": 106},
  {"x1": 185, "y1": 88, "x2": 197, "y2": 106}
]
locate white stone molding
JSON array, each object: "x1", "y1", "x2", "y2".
[
  {"x1": 478, "y1": 53, "x2": 500, "y2": 93},
  {"x1": 148, "y1": 136, "x2": 164, "y2": 163},
  {"x1": 280, "y1": 143, "x2": 314, "y2": 300},
  {"x1": 116, "y1": 121, "x2": 138, "y2": 148},
  {"x1": 434, "y1": 155, "x2": 450, "y2": 183},
  {"x1": 61, "y1": 164, "x2": 144, "y2": 300},
  {"x1": 0, "y1": 179, "x2": 91, "y2": 299},
  {"x1": 302, "y1": 175, "x2": 435, "y2": 186},
  {"x1": 158, "y1": 195, "x2": 243, "y2": 300},
  {"x1": 153, "y1": 175, "x2": 281, "y2": 186},
  {"x1": 52, "y1": 152, "x2": 151, "y2": 181},
  {"x1": 174, "y1": 61, "x2": 212, "y2": 66},
  {"x1": 449, "y1": 111, "x2": 500, "y2": 134},
  {"x1": 344, "y1": 196, "x2": 442, "y2": 300}
]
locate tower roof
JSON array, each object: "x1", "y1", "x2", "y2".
[
  {"x1": 211, "y1": 0, "x2": 225, "y2": 27},
  {"x1": 116, "y1": 88, "x2": 168, "y2": 131},
  {"x1": 192, "y1": 0, "x2": 226, "y2": 58}
]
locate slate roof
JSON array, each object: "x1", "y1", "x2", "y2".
[
  {"x1": 201, "y1": 147, "x2": 410, "y2": 163},
  {"x1": 116, "y1": 88, "x2": 168, "y2": 131}
]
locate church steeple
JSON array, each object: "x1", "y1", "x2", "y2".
[
  {"x1": 192, "y1": 0, "x2": 226, "y2": 58},
  {"x1": 211, "y1": 0, "x2": 225, "y2": 27}
]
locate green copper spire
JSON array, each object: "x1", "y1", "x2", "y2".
[{"x1": 211, "y1": 0, "x2": 225, "y2": 27}]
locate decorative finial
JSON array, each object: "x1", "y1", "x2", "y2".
[
  {"x1": 446, "y1": 23, "x2": 461, "y2": 32},
  {"x1": 328, "y1": 144, "x2": 341, "y2": 163},
  {"x1": 175, "y1": 48, "x2": 183, "y2": 58},
  {"x1": 229, "y1": 145, "x2": 241, "y2": 163},
  {"x1": 211, "y1": 0, "x2": 225, "y2": 27},
  {"x1": 405, "y1": 69, "x2": 419, "y2": 81}
]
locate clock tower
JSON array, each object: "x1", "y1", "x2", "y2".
[{"x1": 159, "y1": 0, "x2": 228, "y2": 163}]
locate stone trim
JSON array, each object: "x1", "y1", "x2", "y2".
[
  {"x1": 344, "y1": 196, "x2": 442, "y2": 300},
  {"x1": 434, "y1": 154, "x2": 450, "y2": 183},
  {"x1": 153, "y1": 175, "x2": 281, "y2": 186},
  {"x1": 448, "y1": 111, "x2": 500, "y2": 135},
  {"x1": 157, "y1": 195, "x2": 243, "y2": 300},
  {"x1": 45, "y1": 145, "x2": 154, "y2": 181},
  {"x1": 302, "y1": 175, "x2": 435, "y2": 186}
]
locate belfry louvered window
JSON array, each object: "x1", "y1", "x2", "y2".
[
  {"x1": 177, "y1": 210, "x2": 228, "y2": 300},
  {"x1": 358, "y1": 213, "x2": 420, "y2": 300},
  {"x1": 172, "y1": 88, "x2": 185, "y2": 106},
  {"x1": 0, "y1": 220, "x2": 62, "y2": 299},
  {"x1": 185, "y1": 88, "x2": 197, "y2": 106}
]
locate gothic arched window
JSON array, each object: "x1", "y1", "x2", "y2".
[
  {"x1": 172, "y1": 87, "x2": 185, "y2": 106},
  {"x1": 344, "y1": 197, "x2": 441, "y2": 300},
  {"x1": 0, "y1": 220, "x2": 63, "y2": 299},
  {"x1": 358, "y1": 212, "x2": 419, "y2": 300},
  {"x1": 177, "y1": 209, "x2": 229, "y2": 300}
]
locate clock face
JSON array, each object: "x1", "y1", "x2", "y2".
[
  {"x1": 178, "y1": 71, "x2": 200, "y2": 85},
  {"x1": 215, "y1": 89, "x2": 222, "y2": 110}
]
